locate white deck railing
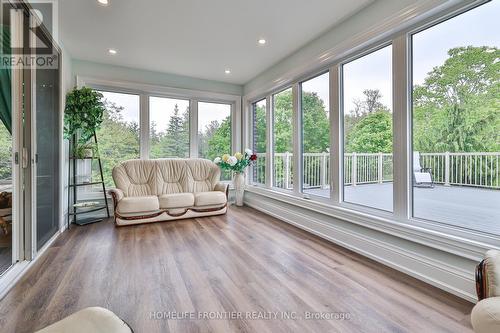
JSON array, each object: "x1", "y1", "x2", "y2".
[{"x1": 252, "y1": 152, "x2": 500, "y2": 190}]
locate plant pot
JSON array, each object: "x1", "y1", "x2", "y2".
[{"x1": 233, "y1": 172, "x2": 245, "y2": 206}]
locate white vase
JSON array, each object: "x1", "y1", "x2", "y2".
[{"x1": 233, "y1": 172, "x2": 245, "y2": 206}]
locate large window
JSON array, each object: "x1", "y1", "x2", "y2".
[
  {"x1": 342, "y1": 45, "x2": 393, "y2": 211},
  {"x1": 411, "y1": 1, "x2": 500, "y2": 234},
  {"x1": 198, "y1": 102, "x2": 232, "y2": 180},
  {"x1": 300, "y1": 72, "x2": 330, "y2": 198},
  {"x1": 149, "y1": 96, "x2": 189, "y2": 158},
  {"x1": 252, "y1": 99, "x2": 266, "y2": 185},
  {"x1": 197, "y1": 102, "x2": 231, "y2": 160},
  {"x1": 97, "y1": 91, "x2": 141, "y2": 187},
  {"x1": 272, "y1": 88, "x2": 293, "y2": 190}
]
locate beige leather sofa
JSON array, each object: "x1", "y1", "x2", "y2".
[
  {"x1": 471, "y1": 250, "x2": 500, "y2": 333},
  {"x1": 109, "y1": 159, "x2": 228, "y2": 226}
]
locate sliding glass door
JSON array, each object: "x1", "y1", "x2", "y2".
[
  {"x1": 32, "y1": 48, "x2": 61, "y2": 250},
  {"x1": 0, "y1": 3, "x2": 15, "y2": 274},
  {"x1": 0, "y1": 2, "x2": 61, "y2": 277}
]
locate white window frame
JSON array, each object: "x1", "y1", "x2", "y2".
[
  {"x1": 243, "y1": 0, "x2": 499, "y2": 259},
  {"x1": 76, "y1": 77, "x2": 241, "y2": 162}
]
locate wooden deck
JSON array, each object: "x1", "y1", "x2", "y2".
[
  {"x1": 0, "y1": 207, "x2": 473, "y2": 333},
  {"x1": 306, "y1": 184, "x2": 500, "y2": 235}
]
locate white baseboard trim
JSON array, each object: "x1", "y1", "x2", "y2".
[{"x1": 244, "y1": 192, "x2": 477, "y2": 303}]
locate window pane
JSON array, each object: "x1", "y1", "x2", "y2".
[
  {"x1": 252, "y1": 99, "x2": 266, "y2": 185},
  {"x1": 273, "y1": 88, "x2": 293, "y2": 190},
  {"x1": 342, "y1": 45, "x2": 393, "y2": 211},
  {"x1": 198, "y1": 102, "x2": 231, "y2": 180},
  {"x1": 301, "y1": 72, "x2": 330, "y2": 198},
  {"x1": 97, "y1": 91, "x2": 140, "y2": 187},
  {"x1": 150, "y1": 96, "x2": 189, "y2": 158},
  {"x1": 411, "y1": 1, "x2": 500, "y2": 234}
]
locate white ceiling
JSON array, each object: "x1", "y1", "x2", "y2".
[{"x1": 60, "y1": 0, "x2": 373, "y2": 85}]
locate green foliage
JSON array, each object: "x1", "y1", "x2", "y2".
[
  {"x1": 151, "y1": 105, "x2": 189, "y2": 158},
  {"x1": 206, "y1": 117, "x2": 231, "y2": 161},
  {"x1": 252, "y1": 104, "x2": 266, "y2": 153},
  {"x1": 302, "y1": 91, "x2": 330, "y2": 153},
  {"x1": 74, "y1": 142, "x2": 98, "y2": 159},
  {"x1": 0, "y1": 124, "x2": 11, "y2": 180},
  {"x1": 95, "y1": 100, "x2": 140, "y2": 187},
  {"x1": 413, "y1": 46, "x2": 500, "y2": 153},
  {"x1": 64, "y1": 87, "x2": 106, "y2": 144},
  {"x1": 346, "y1": 111, "x2": 392, "y2": 153}
]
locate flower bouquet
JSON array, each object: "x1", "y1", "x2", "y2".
[{"x1": 213, "y1": 149, "x2": 258, "y2": 206}]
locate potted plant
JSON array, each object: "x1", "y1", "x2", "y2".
[
  {"x1": 213, "y1": 149, "x2": 257, "y2": 206},
  {"x1": 63, "y1": 87, "x2": 106, "y2": 158}
]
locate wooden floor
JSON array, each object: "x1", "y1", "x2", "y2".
[{"x1": 0, "y1": 207, "x2": 474, "y2": 333}]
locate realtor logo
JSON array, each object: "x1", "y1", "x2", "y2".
[{"x1": 0, "y1": 0, "x2": 59, "y2": 69}]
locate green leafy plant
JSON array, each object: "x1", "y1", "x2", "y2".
[
  {"x1": 73, "y1": 142, "x2": 98, "y2": 159},
  {"x1": 64, "y1": 87, "x2": 105, "y2": 144}
]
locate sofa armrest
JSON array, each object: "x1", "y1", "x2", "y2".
[
  {"x1": 108, "y1": 188, "x2": 124, "y2": 205},
  {"x1": 476, "y1": 250, "x2": 500, "y2": 300},
  {"x1": 214, "y1": 183, "x2": 229, "y2": 199},
  {"x1": 471, "y1": 297, "x2": 500, "y2": 333}
]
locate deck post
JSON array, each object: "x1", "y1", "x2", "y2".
[
  {"x1": 352, "y1": 152, "x2": 357, "y2": 186},
  {"x1": 284, "y1": 152, "x2": 290, "y2": 189},
  {"x1": 321, "y1": 152, "x2": 327, "y2": 189},
  {"x1": 378, "y1": 152, "x2": 383, "y2": 184},
  {"x1": 445, "y1": 151, "x2": 450, "y2": 186}
]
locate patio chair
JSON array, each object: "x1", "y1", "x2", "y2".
[{"x1": 413, "y1": 152, "x2": 434, "y2": 188}]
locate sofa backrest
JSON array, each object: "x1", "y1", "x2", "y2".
[{"x1": 112, "y1": 158, "x2": 221, "y2": 197}]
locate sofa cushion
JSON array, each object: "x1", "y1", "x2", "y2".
[
  {"x1": 156, "y1": 159, "x2": 190, "y2": 195},
  {"x1": 194, "y1": 191, "x2": 227, "y2": 207},
  {"x1": 112, "y1": 160, "x2": 157, "y2": 197},
  {"x1": 117, "y1": 196, "x2": 159, "y2": 214},
  {"x1": 159, "y1": 193, "x2": 194, "y2": 209},
  {"x1": 185, "y1": 159, "x2": 221, "y2": 192}
]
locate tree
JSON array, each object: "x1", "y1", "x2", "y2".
[
  {"x1": 345, "y1": 89, "x2": 391, "y2": 151},
  {"x1": 151, "y1": 104, "x2": 189, "y2": 158},
  {"x1": 413, "y1": 46, "x2": 500, "y2": 153},
  {"x1": 346, "y1": 111, "x2": 392, "y2": 153},
  {"x1": 96, "y1": 100, "x2": 140, "y2": 186},
  {"x1": 206, "y1": 117, "x2": 231, "y2": 161}
]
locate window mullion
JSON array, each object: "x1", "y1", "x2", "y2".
[
  {"x1": 140, "y1": 94, "x2": 150, "y2": 159},
  {"x1": 330, "y1": 65, "x2": 341, "y2": 204},
  {"x1": 265, "y1": 95, "x2": 272, "y2": 188},
  {"x1": 292, "y1": 83, "x2": 301, "y2": 196},
  {"x1": 189, "y1": 99, "x2": 198, "y2": 158},
  {"x1": 392, "y1": 35, "x2": 410, "y2": 220}
]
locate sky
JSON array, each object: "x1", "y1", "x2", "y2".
[
  {"x1": 100, "y1": 0, "x2": 499, "y2": 135},
  {"x1": 302, "y1": 0, "x2": 499, "y2": 115},
  {"x1": 100, "y1": 92, "x2": 231, "y2": 134}
]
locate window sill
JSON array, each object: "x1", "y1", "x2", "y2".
[{"x1": 244, "y1": 186, "x2": 499, "y2": 261}]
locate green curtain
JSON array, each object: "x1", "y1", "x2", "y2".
[{"x1": 0, "y1": 25, "x2": 12, "y2": 134}]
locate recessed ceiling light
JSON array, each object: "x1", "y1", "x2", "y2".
[
  {"x1": 108, "y1": 49, "x2": 117, "y2": 55},
  {"x1": 258, "y1": 38, "x2": 267, "y2": 45},
  {"x1": 225, "y1": 69, "x2": 231, "y2": 74},
  {"x1": 97, "y1": 0, "x2": 109, "y2": 6}
]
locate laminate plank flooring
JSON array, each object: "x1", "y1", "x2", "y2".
[{"x1": 0, "y1": 206, "x2": 474, "y2": 333}]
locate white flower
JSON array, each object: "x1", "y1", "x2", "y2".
[
  {"x1": 245, "y1": 148, "x2": 253, "y2": 156},
  {"x1": 228, "y1": 156, "x2": 238, "y2": 166},
  {"x1": 214, "y1": 157, "x2": 221, "y2": 164}
]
